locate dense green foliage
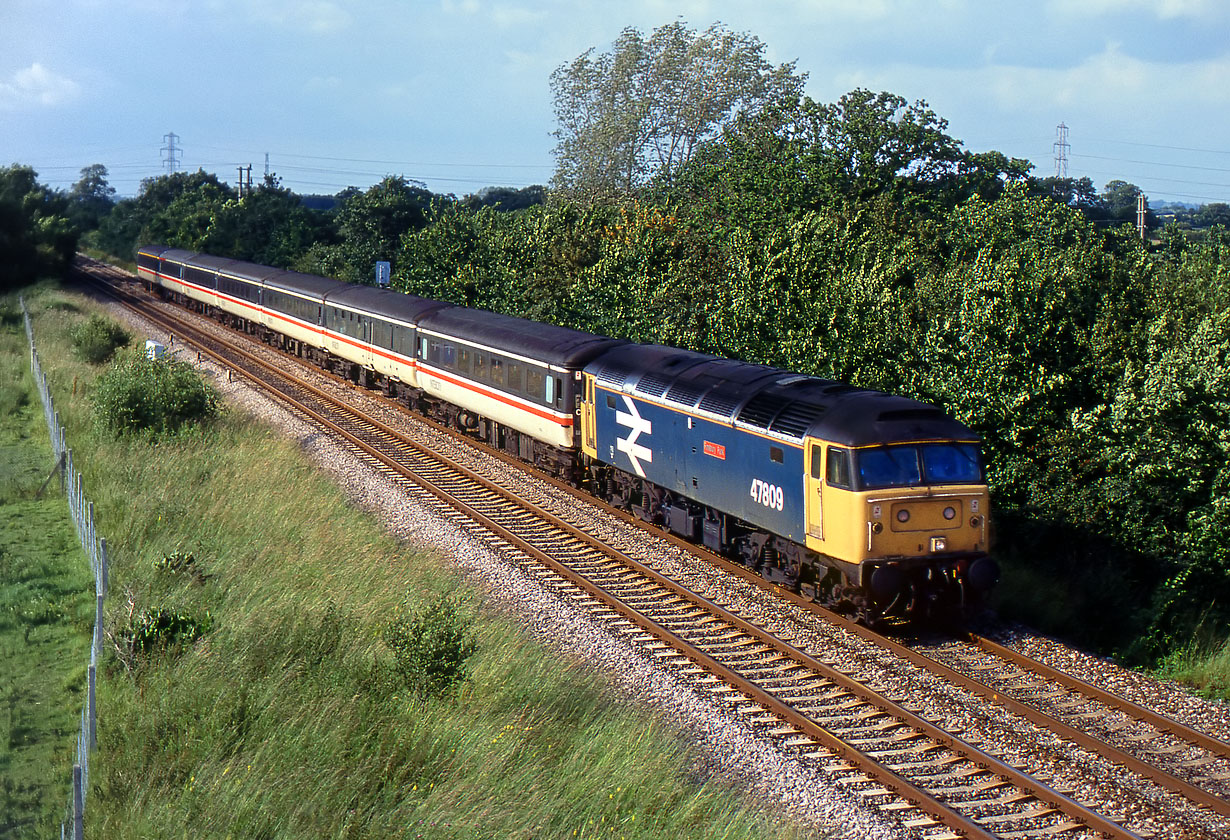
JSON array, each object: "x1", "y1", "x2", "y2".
[
  {"x1": 383, "y1": 594, "x2": 477, "y2": 699},
  {"x1": 0, "y1": 165, "x2": 78, "y2": 290},
  {"x1": 70, "y1": 314, "x2": 130, "y2": 364},
  {"x1": 92, "y1": 351, "x2": 222, "y2": 436}
]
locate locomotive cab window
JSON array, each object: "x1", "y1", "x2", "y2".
[
  {"x1": 826, "y1": 447, "x2": 852, "y2": 488},
  {"x1": 810, "y1": 444, "x2": 823, "y2": 479}
]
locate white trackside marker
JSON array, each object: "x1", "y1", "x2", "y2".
[{"x1": 615, "y1": 395, "x2": 653, "y2": 478}]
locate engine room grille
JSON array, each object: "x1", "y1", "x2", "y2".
[
  {"x1": 736, "y1": 393, "x2": 790, "y2": 429},
  {"x1": 597, "y1": 369, "x2": 629, "y2": 388},
  {"x1": 697, "y1": 390, "x2": 743, "y2": 417},
  {"x1": 664, "y1": 381, "x2": 708, "y2": 407},
  {"x1": 634, "y1": 372, "x2": 673, "y2": 398},
  {"x1": 769, "y1": 403, "x2": 826, "y2": 438}
]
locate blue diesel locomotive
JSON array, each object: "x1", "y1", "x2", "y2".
[{"x1": 136, "y1": 245, "x2": 997, "y2": 622}]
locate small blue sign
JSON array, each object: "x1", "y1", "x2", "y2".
[{"x1": 375, "y1": 261, "x2": 391, "y2": 287}]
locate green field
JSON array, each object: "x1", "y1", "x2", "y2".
[
  {"x1": 0, "y1": 290, "x2": 95, "y2": 838},
  {"x1": 5, "y1": 284, "x2": 807, "y2": 838}
]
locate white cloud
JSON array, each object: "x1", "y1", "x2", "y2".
[
  {"x1": 240, "y1": 0, "x2": 352, "y2": 33},
  {"x1": 491, "y1": 4, "x2": 548, "y2": 27},
  {"x1": 441, "y1": 0, "x2": 481, "y2": 14},
  {"x1": 0, "y1": 63, "x2": 80, "y2": 109},
  {"x1": 1047, "y1": 0, "x2": 1223, "y2": 20}
]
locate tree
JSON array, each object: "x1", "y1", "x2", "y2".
[
  {"x1": 67, "y1": 163, "x2": 117, "y2": 231},
  {"x1": 1196, "y1": 202, "x2": 1230, "y2": 229},
  {"x1": 1097, "y1": 179, "x2": 1156, "y2": 229},
  {"x1": 550, "y1": 21, "x2": 805, "y2": 199},
  {"x1": 665, "y1": 88, "x2": 1021, "y2": 239},
  {"x1": 0, "y1": 164, "x2": 77, "y2": 289},
  {"x1": 462, "y1": 185, "x2": 547, "y2": 212}
]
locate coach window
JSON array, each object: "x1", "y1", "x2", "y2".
[
  {"x1": 770, "y1": 446, "x2": 784, "y2": 464},
  {"x1": 555, "y1": 378, "x2": 563, "y2": 407},
  {"x1": 458, "y1": 347, "x2": 471, "y2": 374},
  {"x1": 428, "y1": 340, "x2": 442, "y2": 364},
  {"x1": 473, "y1": 352, "x2": 487, "y2": 380},
  {"x1": 826, "y1": 447, "x2": 852, "y2": 489},
  {"x1": 442, "y1": 344, "x2": 456, "y2": 369},
  {"x1": 526, "y1": 369, "x2": 544, "y2": 401},
  {"x1": 491, "y1": 358, "x2": 505, "y2": 387},
  {"x1": 545, "y1": 374, "x2": 555, "y2": 405},
  {"x1": 419, "y1": 337, "x2": 428, "y2": 359},
  {"x1": 507, "y1": 362, "x2": 523, "y2": 393}
]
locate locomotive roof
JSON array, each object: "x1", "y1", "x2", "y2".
[
  {"x1": 417, "y1": 306, "x2": 627, "y2": 368},
  {"x1": 586, "y1": 343, "x2": 977, "y2": 446},
  {"x1": 324, "y1": 284, "x2": 453, "y2": 323}
]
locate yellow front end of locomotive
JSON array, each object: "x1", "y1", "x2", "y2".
[{"x1": 803, "y1": 440, "x2": 990, "y2": 567}]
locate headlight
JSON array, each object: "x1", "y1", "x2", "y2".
[
  {"x1": 930, "y1": 537, "x2": 947, "y2": 552},
  {"x1": 970, "y1": 515, "x2": 982, "y2": 528},
  {"x1": 871, "y1": 521, "x2": 883, "y2": 534},
  {"x1": 896, "y1": 509, "x2": 910, "y2": 523},
  {"x1": 943, "y1": 506, "x2": 956, "y2": 520}
]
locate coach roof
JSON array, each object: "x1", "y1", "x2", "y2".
[{"x1": 418, "y1": 306, "x2": 627, "y2": 368}]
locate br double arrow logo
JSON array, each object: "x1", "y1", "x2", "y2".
[{"x1": 615, "y1": 395, "x2": 653, "y2": 478}]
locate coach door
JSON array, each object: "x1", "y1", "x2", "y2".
[{"x1": 804, "y1": 439, "x2": 823, "y2": 543}]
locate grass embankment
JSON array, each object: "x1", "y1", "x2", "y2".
[
  {"x1": 0, "y1": 290, "x2": 96, "y2": 838},
  {"x1": 14, "y1": 283, "x2": 805, "y2": 839}
]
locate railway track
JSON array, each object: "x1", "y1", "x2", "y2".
[{"x1": 75, "y1": 256, "x2": 1230, "y2": 838}]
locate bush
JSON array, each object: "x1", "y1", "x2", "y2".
[
  {"x1": 382, "y1": 594, "x2": 476, "y2": 699},
  {"x1": 71, "y1": 314, "x2": 130, "y2": 364},
  {"x1": 117, "y1": 607, "x2": 212, "y2": 671},
  {"x1": 92, "y1": 350, "x2": 221, "y2": 435}
]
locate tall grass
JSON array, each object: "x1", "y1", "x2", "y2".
[
  {"x1": 1155, "y1": 639, "x2": 1230, "y2": 701},
  {"x1": 17, "y1": 284, "x2": 806, "y2": 839}
]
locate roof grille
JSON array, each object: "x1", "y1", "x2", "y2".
[
  {"x1": 597, "y1": 368, "x2": 628, "y2": 388},
  {"x1": 635, "y1": 372, "x2": 672, "y2": 398},
  {"x1": 737, "y1": 393, "x2": 790, "y2": 429},
  {"x1": 769, "y1": 403, "x2": 826, "y2": 438},
  {"x1": 664, "y1": 380, "x2": 708, "y2": 407},
  {"x1": 697, "y1": 390, "x2": 743, "y2": 417}
]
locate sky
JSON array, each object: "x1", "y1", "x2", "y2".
[{"x1": 3, "y1": 0, "x2": 1229, "y2": 205}]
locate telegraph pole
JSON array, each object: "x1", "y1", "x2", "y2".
[
  {"x1": 161, "y1": 132, "x2": 182, "y2": 175},
  {"x1": 1137, "y1": 194, "x2": 1148, "y2": 242},
  {"x1": 264, "y1": 152, "x2": 270, "y2": 178}
]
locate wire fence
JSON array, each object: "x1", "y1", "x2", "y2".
[{"x1": 20, "y1": 296, "x2": 109, "y2": 840}]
